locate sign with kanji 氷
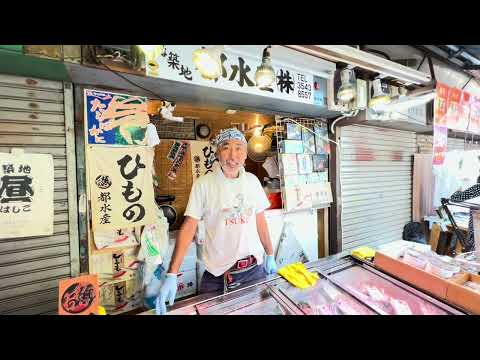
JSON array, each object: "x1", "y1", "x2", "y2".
[
  {"x1": 0, "y1": 150, "x2": 54, "y2": 239},
  {"x1": 145, "y1": 45, "x2": 329, "y2": 106},
  {"x1": 87, "y1": 145, "x2": 157, "y2": 231},
  {"x1": 85, "y1": 89, "x2": 150, "y2": 145},
  {"x1": 189, "y1": 141, "x2": 220, "y2": 181}
]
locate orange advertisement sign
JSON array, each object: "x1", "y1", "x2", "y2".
[
  {"x1": 469, "y1": 96, "x2": 480, "y2": 134},
  {"x1": 58, "y1": 275, "x2": 99, "y2": 315},
  {"x1": 456, "y1": 91, "x2": 471, "y2": 132},
  {"x1": 434, "y1": 82, "x2": 449, "y2": 126},
  {"x1": 445, "y1": 87, "x2": 462, "y2": 128}
]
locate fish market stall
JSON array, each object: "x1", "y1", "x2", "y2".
[{"x1": 139, "y1": 251, "x2": 466, "y2": 315}]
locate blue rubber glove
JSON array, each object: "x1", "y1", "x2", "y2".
[
  {"x1": 155, "y1": 273, "x2": 178, "y2": 315},
  {"x1": 264, "y1": 254, "x2": 277, "y2": 275}
]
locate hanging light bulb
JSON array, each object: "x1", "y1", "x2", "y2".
[
  {"x1": 255, "y1": 46, "x2": 275, "y2": 91},
  {"x1": 137, "y1": 45, "x2": 164, "y2": 75},
  {"x1": 138, "y1": 45, "x2": 164, "y2": 62},
  {"x1": 368, "y1": 78, "x2": 391, "y2": 109},
  {"x1": 337, "y1": 68, "x2": 357, "y2": 103},
  {"x1": 192, "y1": 46, "x2": 224, "y2": 80}
]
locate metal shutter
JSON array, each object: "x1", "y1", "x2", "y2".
[
  {"x1": 339, "y1": 125, "x2": 416, "y2": 252},
  {"x1": 0, "y1": 74, "x2": 79, "y2": 315},
  {"x1": 417, "y1": 134, "x2": 480, "y2": 153}
]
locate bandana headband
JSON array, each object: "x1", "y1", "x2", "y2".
[{"x1": 213, "y1": 127, "x2": 247, "y2": 147}]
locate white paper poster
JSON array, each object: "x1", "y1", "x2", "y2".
[
  {"x1": 0, "y1": 150, "x2": 54, "y2": 238},
  {"x1": 190, "y1": 141, "x2": 220, "y2": 181},
  {"x1": 93, "y1": 228, "x2": 139, "y2": 250},
  {"x1": 88, "y1": 145, "x2": 157, "y2": 231}
]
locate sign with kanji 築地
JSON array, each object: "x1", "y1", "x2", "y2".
[
  {"x1": 88, "y1": 145, "x2": 157, "y2": 231},
  {"x1": 0, "y1": 150, "x2": 54, "y2": 238}
]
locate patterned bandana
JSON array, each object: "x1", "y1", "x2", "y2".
[{"x1": 213, "y1": 127, "x2": 247, "y2": 147}]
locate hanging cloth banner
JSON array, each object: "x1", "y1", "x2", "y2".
[
  {"x1": 432, "y1": 125, "x2": 448, "y2": 166},
  {"x1": 434, "y1": 82, "x2": 449, "y2": 127},
  {"x1": 167, "y1": 141, "x2": 190, "y2": 180},
  {"x1": 88, "y1": 145, "x2": 157, "y2": 231},
  {"x1": 434, "y1": 82, "x2": 480, "y2": 134},
  {"x1": 85, "y1": 89, "x2": 150, "y2": 145},
  {"x1": 0, "y1": 150, "x2": 54, "y2": 238},
  {"x1": 189, "y1": 140, "x2": 220, "y2": 181}
]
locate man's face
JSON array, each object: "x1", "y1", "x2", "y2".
[{"x1": 216, "y1": 139, "x2": 247, "y2": 177}]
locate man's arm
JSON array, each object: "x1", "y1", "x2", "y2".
[
  {"x1": 167, "y1": 216, "x2": 199, "y2": 273},
  {"x1": 256, "y1": 211, "x2": 274, "y2": 256}
]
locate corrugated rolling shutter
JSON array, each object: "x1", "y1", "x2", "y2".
[
  {"x1": 339, "y1": 125, "x2": 416, "y2": 252},
  {"x1": 417, "y1": 134, "x2": 480, "y2": 153},
  {"x1": 0, "y1": 74, "x2": 79, "y2": 315}
]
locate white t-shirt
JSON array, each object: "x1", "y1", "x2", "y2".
[{"x1": 184, "y1": 166, "x2": 271, "y2": 276}]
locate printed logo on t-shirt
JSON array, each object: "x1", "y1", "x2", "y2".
[{"x1": 222, "y1": 193, "x2": 253, "y2": 226}]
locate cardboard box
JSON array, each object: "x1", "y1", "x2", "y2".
[
  {"x1": 373, "y1": 251, "x2": 451, "y2": 300},
  {"x1": 309, "y1": 182, "x2": 333, "y2": 206},
  {"x1": 306, "y1": 172, "x2": 328, "y2": 184},
  {"x1": 176, "y1": 269, "x2": 197, "y2": 299},
  {"x1": 279, "y1": 140, "x2": 304, "y2": 154},
  {"x1": 312, "y1": 154, "x2": 328, "y2": 172},
  {"x1": 446, "y1": 273, "x2": 480, "y2": 314},
  {"x1": 314, "y1": 124, "x2": 329, "y2": 154},
  {"x1": 279, "y1": 154, "x2": 298, "y2": 175},
  {"x1": 282, "y1": 174, "x2": 307, "y2": 187},
  {"x1": 302, "y1": 127, "x2": 316, "y2": 154},
  {"x1": 297, "y1": 154, "x2": 313, "y2": 174},
  {"x1": 281, "y1": 184, "x2": 313, "y2": 212},
  {"x1": 286, "y1": 123, "x2": 302, "y2": 140}
]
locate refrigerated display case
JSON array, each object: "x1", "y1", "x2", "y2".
[{"x1": 140, "y1": 254, "x2": 467, "y2": 315}]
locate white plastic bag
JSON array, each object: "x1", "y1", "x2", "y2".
[{"x1": 138, "y1": 208, "x2": 170, "y2": 287}]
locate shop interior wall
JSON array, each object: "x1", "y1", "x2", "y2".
[{"x1": 153, "y1": 103, "x2": 274, "y2": 230}]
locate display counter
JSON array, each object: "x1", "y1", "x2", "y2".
[{"x1": 139, "y1": 251, "x2": 466, "y2": 315}]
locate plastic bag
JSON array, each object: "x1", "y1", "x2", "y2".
[{"x1": 138, "y1": 208, "x2": 170, "y2": 308}]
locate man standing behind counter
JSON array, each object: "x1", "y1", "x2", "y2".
[{"x1": 156, "y1": 127, "x2": 277, "y2": 315}]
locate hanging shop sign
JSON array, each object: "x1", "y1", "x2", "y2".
[
  {"x1": 167, "y1": 141, "x2": 190, "y2": 181},
  {"x1": 190, "y1": 140, "x2": 220, "y2": 181},
  {"x1": 88, "y1": 145, "x2": 156, "y2": 230},
  {"x1": 85, "y1": 89, "x2": 150, "y2": 145},
  {"x1": 432, "y1": 125, "x2": 448, "y2": 166},
  {"x1": 146, "y1": 45, "x2": 328, "y2": 107},
  {"x1": 434, "y1": 82, "x2": 480, "y2": 133},
  {"x1": 58, "y1": 275, "x2": 99, "y2": 315},
  {"x1": 0, "y1": 150, "x2": 54, "y2": 239}
]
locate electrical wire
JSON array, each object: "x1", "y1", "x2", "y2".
[
  {"x1": 330, "y1": 109, "x2": 359, "y2": 135},
  {"x1": 97, "y1": 58, "x2": 168, "y2": 102},
  {"x1": 462, "y1": 75, "x2": 474, "y2": 90},
  {"x1": 286, "y1": 117, "x2": 340, "y2": 148}
]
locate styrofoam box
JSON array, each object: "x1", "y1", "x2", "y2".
[
  {"x1": 163, "y1": 231, "x2": 197, "y2": 272},
  {"x1": 176, "y1": 269, "x2": 197, "y2": 300},
  {"x1": 196, "y1": 261, "x2": 206, "y2": 293}
]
